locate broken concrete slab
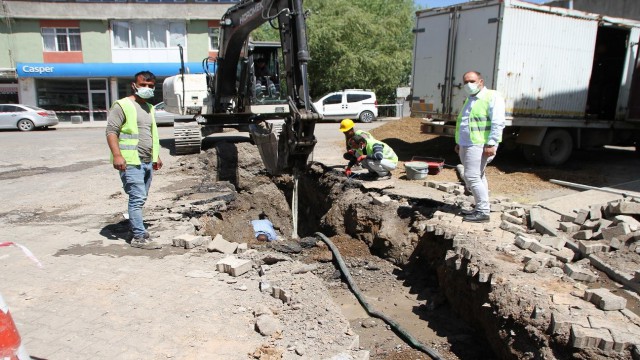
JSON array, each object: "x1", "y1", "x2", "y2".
[
  {"x1": 207, "y1": 234, "x2": 239, "y2": 254},
  {"x1": 564, "y1": 263, "x2": 598, "y2": 282}
]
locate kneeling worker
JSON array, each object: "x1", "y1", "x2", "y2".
[{"x1": 346, "y1": 134, "x2": 397, "y2": 180}]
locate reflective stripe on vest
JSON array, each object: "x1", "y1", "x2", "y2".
[
  {"x1": 455, "y1": 89, "x2": 500, "y2": 145},
  {"x1": 364, "y1": 140, "x2": 398, "y2": 163},
  {"x1": 113, "y1": 98, "x2": 160, "y2": 165}
]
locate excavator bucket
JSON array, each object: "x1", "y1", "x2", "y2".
[{"x1": 249, "y1": 120, "x2": 285, "y2": 175}]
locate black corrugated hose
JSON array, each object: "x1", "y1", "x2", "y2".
[{"x1": 314, "y1": 232, "x2": 444, "y2": 360}]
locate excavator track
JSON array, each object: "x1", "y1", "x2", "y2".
[{"x1": 174, "y1": 121, "x2": 202, "y2": 155}]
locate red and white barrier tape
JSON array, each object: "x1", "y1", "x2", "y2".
[{"x1": 0, "y1": 242, "x2": 43, "y2": 268}]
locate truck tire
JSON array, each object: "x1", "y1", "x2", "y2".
[
  {"x1": 521, "y1": 145, "x2": 541, "y2": 164},
  {"x1": 539, "y1": 129, "x2": 573, "y2": 166}
]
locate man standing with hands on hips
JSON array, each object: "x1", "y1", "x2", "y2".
[
  {"x1": 106, "y1": 71, "x2": 163, "y2": 249},
  {"x1": 455, "y1": 71, "x2": 505, "y2": 223}
]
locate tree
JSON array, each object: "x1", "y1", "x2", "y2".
[{"x1": 252, "y1": 0, "x2": 416, "y2": 103}]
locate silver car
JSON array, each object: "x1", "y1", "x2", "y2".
[{"x1": 0, "y1": 104, "x2": 59, "y2": 131}]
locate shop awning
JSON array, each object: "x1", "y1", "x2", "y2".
[{"x1": 16, "y1": 62, "x2": 215, "y2": 78}]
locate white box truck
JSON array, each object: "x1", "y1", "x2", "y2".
[{"x1": 411, "y1": 0, "x2": 640, "y2": 165}]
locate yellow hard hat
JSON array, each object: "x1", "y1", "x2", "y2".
[{"x1": 339, "y1": 119, "x2": 355, "y2": 133}]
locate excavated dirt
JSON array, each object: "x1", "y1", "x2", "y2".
[{"x1": 176, "y1": 117, "x2": 640, "y2": 360}]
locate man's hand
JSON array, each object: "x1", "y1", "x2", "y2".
[
  {"x1": 347, "y1": 149, "x2": 355, "y2": 156},
  {"x1": 357, "y1": 155, "x2": 367, "y2": 163},
  {"x1": 344, "y1": 168, "x2": 352, "y2": 177},
  {"x1": 484, "y1": 145, "x2": 497, "y2": 157},
  {"x1": 153, "y1": 157, "x2": 163, "y2": 171},
  {"x1": 113, "y1": 155, "x2": 127, "y2": 171}
]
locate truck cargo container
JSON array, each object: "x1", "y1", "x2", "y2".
[{"x1": 411, "y1": 0, "x2": 640, "y2": 165}]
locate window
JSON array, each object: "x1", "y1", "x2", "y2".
[
  {"x1": 42, "y1": 28, "x2": 82, "y2": 52},
  {"x1": 111, "y1": 21, "x2": 185, "y2": 49},
  {"x1": 324, "y1": 94, "x2": 342, "y2": 105},
  {"x1": 347, "y1": 94, "x2": 372, "y2": 103},
  {"x1": 209, "y1": 27, "x2": 220, "y2": 50}
]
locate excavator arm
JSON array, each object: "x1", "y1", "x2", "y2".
[
  {"x1": 214, "y1": 0, "x2": 320, "y2": 172},
  {"x1": 163, "y1": 0, "x2": 320, "y2": 173}
]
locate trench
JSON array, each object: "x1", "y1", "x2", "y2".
[
  {"x1": 198, "y1": 142, "x2": 567, "y2": 359},
  {"x1": 272, "y1": 164, "x2": 501, "y2": 359}
]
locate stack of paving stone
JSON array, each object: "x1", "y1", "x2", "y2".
[{"x1": 421, "y1": 183, "x2": 640, "y2": 357}]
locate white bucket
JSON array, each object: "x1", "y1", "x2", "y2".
[{"x1": 405, "y1": 161, "x2": 429, "y2": 180}]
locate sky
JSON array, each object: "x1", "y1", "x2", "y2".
[{"x1": 414, "y1": 0, "x2": 548, "y2": 9}]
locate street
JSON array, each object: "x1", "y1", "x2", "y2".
[{"x1": 0, "y1": 121, "x2": 386, "y2": 359}]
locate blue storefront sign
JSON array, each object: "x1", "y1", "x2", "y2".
[{"x1": 16, "y1": 62, "x2": 215, "y2": 78}]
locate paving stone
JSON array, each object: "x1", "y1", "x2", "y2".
[
  {"x1": 609, "y1": 201, "x2": 640, "y2": 215},
  {"x1": 573, "y1": 209, "x2": 590, "y2": 225},
  {"x1": 523, "y1": 252, "x2": 551, "y2": 267},
  {"x1": 500, "y1": 220, "x2": 527, "y2": 234},
  {"x1": 573, "y1": 230, "x2": 593, "y2": 240},
  {"x1": 215, "y1": 256, "x2": 253, "y2": 277},
  {"x1": 570, "y1": 324, "x2": 614, "y2": 351},
  {"x1": 552, "y1": 247, "x2": 576, "y2": 263},
  {"x1": 529, "y1": 207, "x2": 559, "y2": 236},
  {"x1": 172, "y1": 234, "x2": 204, "y2": 249},
  {"x1": 514, "y1": 233, "x2": 536, "y2": 250},
  {"x1": 560, "y1": 222, "x2": 581, "y2": 232},
  {"x1": 540, "y1": 235, "x2": 566, "y2": 250},
  {"x1": 564, "y1": 263, "x2": 598, "y2": 282},
  {"x1": 578, "y1": 240, "x2": 609, "y2": 257},
  {"x1": 529, "y1": 241, "x2": 555, "y2": 254},
  {"x1": 614, "y1": 215, "x2": 640, "y2": 230},
  {"x1": 550, "y1": 311, "x2": 589, "y2": 334},
  {"x1": 581, "y1": 219, "x2": 600, "y2": 230},
  {"x1": 507, "y1": 208, "x2": 526, "y2": 218},
  {"x1": 598, "y1": 218, "x2": 613, "y2": 230},
  {"x1": 584, "y1": 288, "x2": 627, "y2": 311},
  {"x1": 601, "y1": 223, "x2": 632, "y2": 242},
  {"x1": 561, "y1": 213, "x2": 577, "y2": 223},
  {"x1": 589, "y1": 206, "x2": 602, "y2": 221},
  {"x1": 501, "y1": 212, "x2": 523, "y2": 225}
]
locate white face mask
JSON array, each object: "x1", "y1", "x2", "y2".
[
  {"x1": 463, "y1": 82, "x2": 480, "y2": 96},
  {"x1": 134, "y1": 85, "x2": 155, "y2": 99}
]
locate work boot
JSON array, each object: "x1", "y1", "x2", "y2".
[
  {"x1": 130, "y1": 236, "x2": 162, "y2": 250},
  {"x1": 462, "y1": 211, "x2": 490, "y2": 223},
  {"x1": 460, "y1": 208, "x2": 475, "y2": 216}
]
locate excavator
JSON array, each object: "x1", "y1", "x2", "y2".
[{"x1": 162, "y1": 0, "x2": 321, "y2": 175}]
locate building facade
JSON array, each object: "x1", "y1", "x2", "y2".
[{"x1": 0, "y1": 0, "x2": 236, "y2": 121}]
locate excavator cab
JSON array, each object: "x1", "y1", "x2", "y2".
[{"x1": 249, "y1": 42, "x2": 281, "y2": 102}]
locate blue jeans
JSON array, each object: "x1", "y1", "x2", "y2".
[{"x1": 119, "y1": 162, "x2": 153, "y2": 238}]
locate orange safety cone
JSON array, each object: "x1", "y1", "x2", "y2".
[{"x1": 0, "y1": 293, "x2": 30, "y2": 360}]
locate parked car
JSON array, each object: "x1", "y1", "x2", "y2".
[
  {"x1": 312, "y1": 89, "x2": 378, "y2": 123},
  {"x1": 154, "y1": 101, "x2": 185, "y2": 125},
  {"x1": 0, "y1": 104, "x2": 59, "y2": 131}
]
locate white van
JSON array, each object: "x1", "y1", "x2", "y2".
[{"x1": 312, "y1": 89, "x2": 378, "y2": 123}]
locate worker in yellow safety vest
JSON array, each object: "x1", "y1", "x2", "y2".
[
  {"x1": 346, "y1": 134, "x2": 397, "y2": 181},
  {"x1": 106, "y1": 70, "x2": 163, "y2": 250},
  {"x1": 339, "y1": 118, "x2": 376, "y2": 177},
  {"x1": 454, "y1": 70, "x2": 505, "y2": 223}
]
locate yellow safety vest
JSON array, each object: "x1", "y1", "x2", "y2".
[
  {"x1": 112, "y1": 98, "x2": 159, "y2": 165},
  {"x1": 364, "y1": 139, "x2": 398, "y2": 164},
  {"x1": 455, "y1": 89, "x2": 502, "y2": 145}
]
